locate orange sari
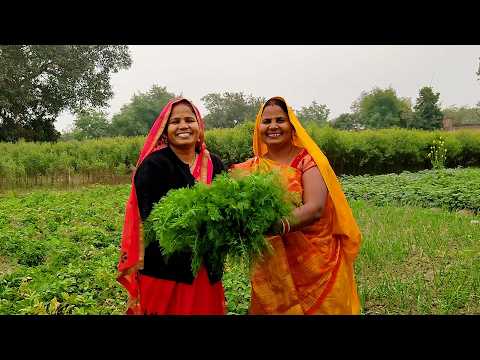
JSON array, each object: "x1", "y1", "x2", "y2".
[{"x1": 233, "y1": 97, "x2": 362, "y2": 315}]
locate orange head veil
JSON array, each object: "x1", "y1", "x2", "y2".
[{"x1": 253, "y1": 96, "x2": 361, "y2": 261}]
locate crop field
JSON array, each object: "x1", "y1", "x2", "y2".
[{"x1": 0, "y1": 168, "x2": 479, "y2": 314}]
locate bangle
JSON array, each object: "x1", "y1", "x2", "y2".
[
  {"x1": 283, "y1": 217, "x2": 291, "y2": 234},
  {"x1": 280, "y1": 218, "x2": 286, "y2": 236}
]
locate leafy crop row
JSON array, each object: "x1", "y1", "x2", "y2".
[{"x1": 341, "y1": 167, "x2": 480, "y2": 213}]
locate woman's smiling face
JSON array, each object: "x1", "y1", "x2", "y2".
[
  {"x1": 166, "y1": 102, "x2": 200, "y2": 148},
  {"x1": 259, "y1": 104, "x2": 293, "y2": 147}
]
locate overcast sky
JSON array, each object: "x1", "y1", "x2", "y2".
[{"x1": 56, "y1": 45, "x2": 480, "y2": 132}]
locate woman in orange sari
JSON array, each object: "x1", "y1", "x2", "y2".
[
  {"x1": 233, "y1": 97, "x2": 362, "y2": 314},
  {"x1": 117, "y1": 97, "x2": 226, "y2": 315}
]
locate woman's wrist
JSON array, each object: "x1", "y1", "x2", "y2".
[{"x1": 268, "y1": 216, "x2": 293, "y2": 236}]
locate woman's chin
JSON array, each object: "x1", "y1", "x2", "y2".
[
  {"x1": 169, "y1": 138, "x2": 198, "y2": 148},
  {"x1": 263, "y1": 137, "x2": 289, "y2": 147}
]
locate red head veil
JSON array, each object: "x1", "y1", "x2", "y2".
[{"x1": 117, "y1": 97, "x2": 213, "y2": 314}]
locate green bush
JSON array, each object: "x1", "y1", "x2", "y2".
[
  {"x1": 1, "y1": 126, "x2": 480, "y2": 183},
  {"x1": 205, "y1": 122, "x2": 254, "y2": 168},
  {"x1": 206, "y1": 125, "x2": 480, "y2": 175}
]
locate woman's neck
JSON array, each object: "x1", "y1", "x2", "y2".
[
  {"x1": 169, "y1": 145, "x2": 196, "y2": 165},
  {"x1": 265, "y1": 143, "x2": 299, "y2": 164}
]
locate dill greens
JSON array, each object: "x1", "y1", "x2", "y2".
[{"x1": 144, "y1": 171, "x2": 295, "y2": 275}]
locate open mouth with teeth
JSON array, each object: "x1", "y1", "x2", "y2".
[
  {"x1": 266, "y1": 133, "x2": 282, "y2": 138},
  {"x1": 176, "y1": 132, "x2": 192, "y2": 139}
]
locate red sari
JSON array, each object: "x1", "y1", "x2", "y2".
[
  {"x1": 138, "y1": 266, "x2": 224, "y2": 315},
  {"x1": 117, "y1": 97, "x2": 225, "y2": 315}
]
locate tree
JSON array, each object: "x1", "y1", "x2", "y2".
[
  {"x1": 412, "y1": 86, "x2": 443, "y2": 130},
  {"x1": 71, "y1": 109, "x2": 111, "y2": 140},
  {"x1": 0, "y1": 45, "x2": 131, "y2": 142},
  {"x1": 331, "y1": 113, "x2": 362, "y2": 130},
  {"x1": 295, "y1": 101, "x2": 330, "y2": 126},
  {"x1": 443, "y1": 106, "x2": 480, "y2": 126},
  {"x1": 352, "y1": 87, "x2": 412, "y2": 129},
  {"x1": 109, "y1": 85, "x2": 176, "y2": 136},
  {"x1": 201, "y1": 92, "x2": 265, "y2": 128}
]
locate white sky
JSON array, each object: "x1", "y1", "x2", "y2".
[{"x1": 56, "y1": 45, "x2": 480, "y2": 132}]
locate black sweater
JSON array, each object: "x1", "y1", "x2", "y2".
[{"x1": 134, "y1": 146, "x2": 226, "y2": 284}]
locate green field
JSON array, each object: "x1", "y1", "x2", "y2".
[
  {"x1": 1, "y1": 169, "x2": 479, "y2": 314},
  {"x1": 342, "y1": 167, "x2": 480, "y2": 213}
]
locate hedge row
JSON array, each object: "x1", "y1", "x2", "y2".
[
  {"x1": 206, "y1": 124, "x2": 480, "y2": 175},
  {"x1": 1, "y1": 125, "x2": 479, "y2": 185},
  {"x1": 306, "y1": 126, "x2": 480, "y2": 175},
  {"x1": 0, "y1": 137, "x2": 143, "y2": 184}
]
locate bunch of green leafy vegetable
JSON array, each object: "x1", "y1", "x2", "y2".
[{"x1": 143, "y1": 171, "x2": 296, "y2": 275}]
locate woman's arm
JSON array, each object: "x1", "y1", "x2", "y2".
[
  {"x1": 134, "y1": 161, "x2": 156, "y2": 222},
  {"x1": 291, "y1": 166, "x2": 328, "y2": 229},
  {"x1": 134, "y1": 157, "x2": 171, "y2": 222},
  {"x1": 269, "y1": 166, "x2": 328, "y2": 234}
]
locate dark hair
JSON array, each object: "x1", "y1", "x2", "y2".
[
  {"x1": 261, "y1": 98, "x2": 293, "y2": 134},
  {"x1": 161, "y1": 99, "x2": 198, "y2": 140},
  {"x1": 262, "y1": 98, "x2": 289, "y2": 116},
  {"x1": 169, "y1": 99, "x2": 197, "y2": 119},
  {"x1": 165, "y1": 99, "x2": 197, "y2": 126}
]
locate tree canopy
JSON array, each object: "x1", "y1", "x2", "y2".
[
  {"x1": 352, "y1": 87, "x2": 412, "y2": 129},
  {"x1": 0, "y1": 45, "x2": 131, "y2": 142},
  {"x1": 109, "y1": 85, "x2": 176, "y2": 136},
  {"x1": 201, "y1": 92, "x2": 265, "y2": 128},
  {"x1": 331, "y1": 113, "x2": 362, "y2": 130},
  {"x1": 443, "y1": 106, "x2": 480, "y2": 126},
  {"x1": 412, "y1": 86, "x2": 443, "y2": 130},
  {"x1": 71, "y1": 109, "x2": 111, "y2": 140},
  {"x1": 295, "y1": 101, "x2": 330, "y2": 126}
]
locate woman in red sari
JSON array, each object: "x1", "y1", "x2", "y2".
[{"x1": 117, "y1": 98, "x2": 226, "y2": 315}]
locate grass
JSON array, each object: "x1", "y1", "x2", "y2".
[
  {"x1": 0, "y1": 181, "x2": 479, "y2": 314},
  {"x1": 352, "y1": 201, "x2": 480, "y2": 314}
]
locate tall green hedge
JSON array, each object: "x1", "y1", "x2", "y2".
[
  {"x1": 207, "y1": 124, "x2": 480, "y2": 175},
  {"x1": 1, "y1": 125, "x2": 479, "y2": 186},
  {"x1": 0, "y1": 137, "x2": 144, "y2": 185},
  {"x1": 204, "y1": 122, "x2": 254, "y2": 167}
]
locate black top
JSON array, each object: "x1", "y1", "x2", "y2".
[{"x1": 134, "y1": 146, "x2": 226, "y2": 284}]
